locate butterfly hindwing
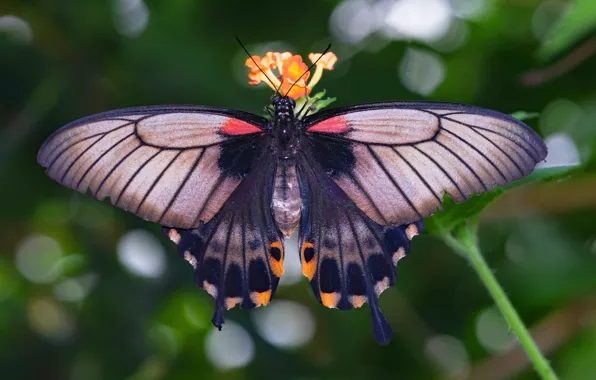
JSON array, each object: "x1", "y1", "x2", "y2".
[
  {"x1": 37, "y1": 105, "x2": 266, "y2": 229},
  {"x1": 297, "y1": 151, "x2": 424, "y2": 345},
  {"x1": 164, "y1": 158, "x2": 284, "y2": 328},
  {"x1": 303, "y1": 102, "x2": 548, "y2": 227}
]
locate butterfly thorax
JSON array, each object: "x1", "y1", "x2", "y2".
[{"x1": 272, "y1": 96, "x2": 300, "y2": 160}]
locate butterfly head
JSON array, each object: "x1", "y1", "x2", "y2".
[{"x1": 272, "y1": 96, "x2": 296, "y2": 121}]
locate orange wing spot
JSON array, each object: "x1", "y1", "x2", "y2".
[
  {"x1": 269, "y1": 259, "x2": 284, "y2": 278},
  {"x1": 250, "y1": 290, "x2": 272, "y2": 307},
  {"x1": 270, "y1": 241, "x2": 283, "y2": 250},
  {"x1": 374, "y1": 277, "x2": 390, "y2": 296},
  {"x1": 405, "y1": 224, "x2": 419, "y2": 240},
  {"x1": 167, "y1": 229, "x2": 181, "y2": 244},
  {"x1": 269, "y1": 241, "x2": 284, "y2": 277},
  {"x1": 220, "y1": 118, "x2": 262, "y2": 135},
  {"x1": 202, "y1": 281, "x2": 218, "y2": 298},
  {"x1": 183, "y1": 250, "x2": 198, "y2": 269},
  {"x1": 349, "y1": 295, "x2": 368, "y2": 308},
  {"x1": 225, "y1": 297, "x2": 242, "y2": 309},
  {"x1": 301, "y1": 242, "x2": 316, "y2": 280},
  {"x1": 269, "y1": 257, "x2": 284, "y2": 278},
  {"x1": 320, "y1": 292, "x2": 340, "y2": 308},
  {"x1": 392, "y1": 247, "x2": 406, "y2": 266},
  {"x1": 307, "y1": 116, "x2": 349, "y2": 133}
]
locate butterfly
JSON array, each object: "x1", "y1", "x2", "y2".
[{"x1": 37, "y1": 50, "x2": 547, "y2": 345}]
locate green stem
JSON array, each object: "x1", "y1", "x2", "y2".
[{"x1": 441, "y1": 221, "x2": 559, "y2": 380}]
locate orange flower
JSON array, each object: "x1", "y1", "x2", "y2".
[
  {"x1": 307, "y1": 52, "x2": 337, "y2": 89},
  {"x1": 268, "y1": 52, "x2": 292, "y2": 72},
  {"x1": 281, "y1": 55, "x2": 310, "y2": 83},
  {"x1": 245, "y1": 50, "x2": 337, "y2": 99},
  {"x1": 245, "y1": 55, "x2": 280, "y2": 89},
  {"x1": 280, "y1": 77, "x2": 311, "y2": 99},
  {"x1": 308, "y1": 52, "x2": 337, "y2": 70}
]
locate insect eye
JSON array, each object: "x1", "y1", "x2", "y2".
[{"x1": 289, "y1": 98, "x2": 296, "y2": 108}]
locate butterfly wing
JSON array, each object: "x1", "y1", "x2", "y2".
[
  {"x1": 164, "y1": 157, "x2": 284, "y2": 328},
  {"x1": 37, "y1": 105, "x2": 266, "y2": 229},
  {"x1": 303, "y1": 102, "x2": 547, "y2": 226},
  {"x1": 299, "y1": 102, "x2": 547, "y2": 344},
  {"x1": 297, "y1": 152, "x2": 423, "y2": 345},
  {"x1": 39, "y1": 105, "x2": 283, "y2": 327}
]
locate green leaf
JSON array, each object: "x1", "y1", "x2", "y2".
[
  {"x1": 425, "y1": 190, "x2": 503, "y2": 235},
  {"x1": 310, "y1": 89, "x2": 328, "y2": 101},
  {"x1": 559, "y1": 325, "x2": 596, "y2": 380},
  {"x1": 502, "y1": 165, "x2": 580, "y2": 190},
  {"x1": 537, "y1": 0, "x2": 596, "y2": 61},
  {"x1": 425, "y1": 166, "x2": 577, "y2": 235},
  {"x1": 303, "y1": 89, "x2": 337, "y2": 115},
  {"x1": 263, "y1": 104, "x2": 274, "y2": 119},
  {"x1": 310, "y1": 96, "x2": 337, "y2": 114}
]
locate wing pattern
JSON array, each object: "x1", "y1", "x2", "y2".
[
  {"x1": 297, "y1": 152, "x2": 424, "y2": 345},
  {"x1": 304, "y1": 102, "x2": 548, "y2": 226},
  {"x1": 37, "y1": 106, "x2": 266, "y2": 229},
  {"x1": 164, "y1": 159, "x2": 284, "y2": 328}
]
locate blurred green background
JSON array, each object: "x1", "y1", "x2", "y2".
[{"x1": 1, "y1": 0, "x2": 596, "y2": 379}]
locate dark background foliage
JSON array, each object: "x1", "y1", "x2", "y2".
[{"x1": 1, "y1": 0, "x2": 595, "y2": 379}]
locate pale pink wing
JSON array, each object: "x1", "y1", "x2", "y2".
[
  {"x1": 304, "y1": 102, "x2": 547, "y2": 226},
  {"x1": 38, "y1": 105, "x2": 266, "y2": 229}
]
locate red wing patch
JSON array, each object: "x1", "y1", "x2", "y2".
[
  {"x1": 307, "y1": 115, "x2": 349, "y2": 133},
  {"x1": 220, "y1": 118, "x2": 263, "y2": 135}
]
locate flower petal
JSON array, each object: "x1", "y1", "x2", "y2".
[
  {"x1": 308, "y1": 52, "x2": 337, "y2": 70},
  {"x1": 280, "y1": 77, "x2": 311, "y2": 99},
  {"x1": 273, "y1": 52, "x2": 293, "y2": 73},
  {"x1": 245, "y1": 56, "x2": 264, "y2": 70},
  {"x1": 261, "y1": 52, "x2": 278, "y2": 69},
  {"x1": 282, "y1": 55, "x2": 310, "y2": 82},
  {"x1": 248, "y1": 71, "x2": 266, "y2": 85}
]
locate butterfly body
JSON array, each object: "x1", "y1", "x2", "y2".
[
  {"x1": 268, "y1": 96, "x2": 307, "y2": 236},
  {"x1": 38, "y1": 98, "x2": 547, "y2": 345}
]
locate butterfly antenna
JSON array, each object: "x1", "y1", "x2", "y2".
[
  {"x1": 284, "y1": 43, "x2": 332, "y2": 97},
  {"x1": 235, "y1": 36, "x2": 282, "y2": 97}
]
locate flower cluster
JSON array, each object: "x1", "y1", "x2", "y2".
[{"x1": 245, "y1": 51, "x2": 337, "y2": 100}]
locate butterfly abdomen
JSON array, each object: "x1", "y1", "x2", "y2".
[{"x1": 272, "y1": 161, "x2": 302, "y2": 237}]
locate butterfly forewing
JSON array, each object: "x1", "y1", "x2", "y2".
[
  {"x1": 37, "y1": 106, "x2": 267, "y2": 229},
  {"x1": 303, "y1": 102, "x2": 548, "y2": 227}
]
